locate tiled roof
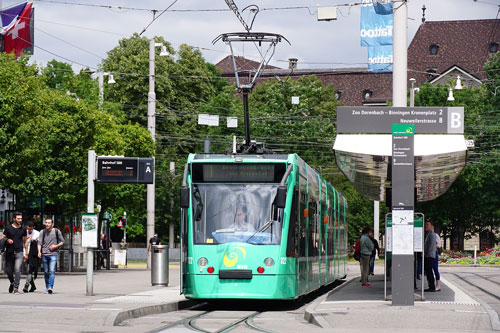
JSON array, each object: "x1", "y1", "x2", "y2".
[
  {"x1": 215, "y1": 55, "x2": 280, "y2": 74},
  {"x1": 408, "y1": 19, "x2": 500, "y2": 85},
  {"x1": 215, "y1": 19, "x2": 500, "y2": 105}
]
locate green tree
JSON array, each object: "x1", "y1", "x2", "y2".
[{"x1": 415, "y1": 72, "x2": 500, "y2": 248}]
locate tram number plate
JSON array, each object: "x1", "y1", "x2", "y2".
[{"x1": 219, "y1": 270, "x2": 252, "y2": 279}]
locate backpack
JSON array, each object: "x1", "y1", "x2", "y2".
[
  {"x1": 354, "y1": 238, "x2": 361, "y2": 261},
  {"x1": 40, "y1": 228, "x2": 63, "y2": 252}
]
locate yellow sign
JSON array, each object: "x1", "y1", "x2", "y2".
[{"x1": 223, "y1": 246, "x2": 246, "y2": 267}]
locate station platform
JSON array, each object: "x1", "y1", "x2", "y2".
[
  {"x1": 305, "y1": 263, "x2": 498, "y2": 332},
  {"x1": 0, "y1": 262, "x2": 498, "y2": 332}
]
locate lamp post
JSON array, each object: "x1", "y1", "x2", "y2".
[
  {"x1": 98, "y1": 72, "x2": 115, "y2": 110},
  {"x1": 147, "y1": 39, "x2": 169, "y2": 268},
  {"x1": 447, "y1": 75, "x2": 463, "y2": 102},
  {"x1": 409, "y1": 78, "x2": 419, "y2": 107}
]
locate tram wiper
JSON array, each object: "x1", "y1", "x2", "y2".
[
  {"x1": 214, "y1": 228, "x2": 237, "y2": 233},
  {"x1": 244, "y1": 220, "x2": 273, "y2": 243}
]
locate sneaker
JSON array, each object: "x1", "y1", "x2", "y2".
[
  {"x1": 47, "y1": 288, "x2": 53, "y2": 294},
  {"x1": 23, "y1": 286, "x2": 29, "y2": 293},
  {"x1": 8, "y1": 283, "x2": 14, "y2": 293},
  {"x1": 13, "y1": 289, "x2": 20, "y2": 295},
  {"x1": 424, "y1": 288, "x2": 435, "y2": 292},
  {"x1": 29, "y1": 284, "x2": 36, "y2": 292},
  {"x1": 362, "y1": 283, "x2": 372, "y2": 287}
]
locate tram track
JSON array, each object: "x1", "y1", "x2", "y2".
[
  {"x1": 147, "y1": 305, "x2": 275, "y2": 333},
  {"x1": 449, "y1": 272, "x2": 500, "y2": 302}
]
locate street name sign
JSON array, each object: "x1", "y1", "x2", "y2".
[
  {"x1": 97, "y1": 156, "x2": 154, "y2": 184},
  {"x1": 337, "y1": 106, "x2": 464, "y2": 134}
]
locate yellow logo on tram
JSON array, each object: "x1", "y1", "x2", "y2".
[{"x1": 223, "y1": 246, "x2": 246, "y2": 267}]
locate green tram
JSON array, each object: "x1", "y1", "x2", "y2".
[{"x1": 179, "y1": 153, "x2": 348, "y2": 299}]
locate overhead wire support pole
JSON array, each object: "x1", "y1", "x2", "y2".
[{"x1": 242, "y1": 88, "x2": 251, "y2": 146}]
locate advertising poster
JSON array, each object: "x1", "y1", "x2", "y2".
[{"x1": 82, "y1": 213, "x2": 98, "y2": 248}]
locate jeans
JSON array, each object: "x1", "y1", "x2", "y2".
[
  {"x1": 369, "y1": 255, "x2": 375, "y2": 274},
  {"x1": 42, "y1": 255, "x2": 58, "y2": 290},
  {"x1": 432, "y1": 250, "x2": 440, "y2": 281},
  {"x1": 5, "y1": 251, "x2": 24, "y2": 289}
]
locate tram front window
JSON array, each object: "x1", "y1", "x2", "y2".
[{"x1": 192, "y1": 184, "x2": 283, "y2": 245}]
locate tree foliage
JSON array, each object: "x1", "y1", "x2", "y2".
[{"x1": 415, "y1": 55, "x2": 500, "y2": 248}]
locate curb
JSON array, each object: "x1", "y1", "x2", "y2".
[
  {"x1": 105, "y1": 299, "x2": 198, "y2": 326},
  {"x1": 303, "y1": 277, "x2": 357, "y2": 328}
]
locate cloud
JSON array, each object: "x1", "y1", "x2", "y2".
[{"x1": 0, "y1": 0, "x2": 493, "y2": 71}]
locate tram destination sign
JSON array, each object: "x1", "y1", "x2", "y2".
[
  {"x1": 336, "y1": 106, "x2": 464, "y2": 134},
  {"x1": 97, "y1": 156, "x2": 154, "y2": 184}
]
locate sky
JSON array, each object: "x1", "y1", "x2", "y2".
[{"x1": 1, "y1": 0, "x2": 499, "y2": 72}]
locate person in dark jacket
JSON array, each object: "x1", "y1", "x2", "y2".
[
  {"x1": 1, "y1": 212, "x2": 27, "y2": 294},
  {"x1": 424, "y1": 221, "x2": 437, "y2": 292},
  {"x1": 23, "y1": 221, "x2": 40, "y2": 292}
]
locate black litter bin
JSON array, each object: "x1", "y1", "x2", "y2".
[{"x1": 151, "y1": 245, "x2": 169, "y2": 286}]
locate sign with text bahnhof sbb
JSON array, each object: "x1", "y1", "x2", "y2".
[
  {"x1": 97, "y1": 157, "x2": 154, "y2": 184},
  {"x1": 336, "y1": 106, "x2": 464, "y2": 134}
]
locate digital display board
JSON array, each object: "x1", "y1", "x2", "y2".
[
  {"x1": 192, "y1": 163, "x2": 286, "y2": 183},
  {"x1": 97, "y1": 157, "x2": 154, "y2": 184}
]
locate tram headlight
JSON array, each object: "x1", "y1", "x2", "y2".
[
  {"x1": 198, "y1": 257, "x2": 208, "y2": 267},
  {"x1": 264, "y1": 257, "x2": 275, "y2": 267}
]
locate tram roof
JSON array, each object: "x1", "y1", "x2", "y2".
[
  {"x1": 191, "y1": 154, "x2": 290, "y2": 161},
  {"x1": 333, "y1": 134, "x2": 467, "y2": 202}
]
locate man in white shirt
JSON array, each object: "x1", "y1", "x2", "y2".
[{"x1": 23, "y1": 221, "x2": 40, "y2": 292}]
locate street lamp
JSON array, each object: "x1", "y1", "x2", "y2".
[
  {"x1": 147, "y1": 39, "x2": 169, "y2": 268},
  {"x1": 447, "y1": 75, "x2": 463, "y2": 102},
  {"x1": 98, "y1": 72, "x2": 115, "y2": 109},
  {"x1": 409, "y1": 78, "x2": 419, "y2": 107},
  {"x1": 447, "y1": 87, "x2": 455, "y2": 102}
]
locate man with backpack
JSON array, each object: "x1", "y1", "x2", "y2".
[{"x1": 37, "y1": 218, "x2": 64, "y2": 294}]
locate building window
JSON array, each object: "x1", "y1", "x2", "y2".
[
  {"x1": 429, "y1": 44, "x2": 439, "y2": 55},
  {"x1": 426, "y1": 68, "x2": 437, "y2": 81},
  {"x1": 489, "y1": 42, "x2": 499, "y2": 53},
  {"x1": 363, "y1": 89, "x2": 373, "y2": 100}
]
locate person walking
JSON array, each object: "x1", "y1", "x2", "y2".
[
  {"x1": 368, "y1": 230, "x2": 380, "y2": 276},
  {"x1": 360, "y1": 226, "x2": 374, "y2": 287},
  {"x1": 37, "y1": 218, "x2": 64, "y2": 294},
  {"x1": 23, "y1": 221, "x2": 40, "y2": 293},
  {"x1": 1, "y1": 212, "x2": 26, "y2": 294},
  {"x1": 424, "y1": 220, "x2": 437, "y2": 292}
]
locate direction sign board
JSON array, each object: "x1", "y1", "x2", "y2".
[
  {"x1": 337, "y1": 106, "x2": 464, "y2": 134},
  {"x1": 97, "y1": 156, "x2": 154, "y2": 184}
]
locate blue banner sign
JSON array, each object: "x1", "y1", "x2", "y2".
[
  {"x1": 368, "y1": 45, "x2": 393, "y2": 72},
  {"x1": 360, "y1": 1, "x2": 393, "y2": 46}
]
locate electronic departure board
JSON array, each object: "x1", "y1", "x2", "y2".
[
  {"x1": 192, "y1": 163, "x2": 286, "y2": 183},
  {"x1": 97, "y1": 157, "x2": 154, "y2": 184}
]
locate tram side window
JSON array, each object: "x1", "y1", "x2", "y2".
[
  {"x1": 309, "y1": 200, "x2": 318, "y2": 257},
  {"x1": 327, "y1": 207, "x2": 334, "y2": 255},
  {"x1": 299, "y1": 190, "x2": 307, "y2": 257},
  {"x1": 321, "y1": 201, "x2": 326, "y2": 255},
  {"x1": 286, "y1": 189, "x2": 299, "y2": 257}
]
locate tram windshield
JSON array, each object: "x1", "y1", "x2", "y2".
[{"x1": 191, "y1": 184, "x2": 283, "y2": 245}]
